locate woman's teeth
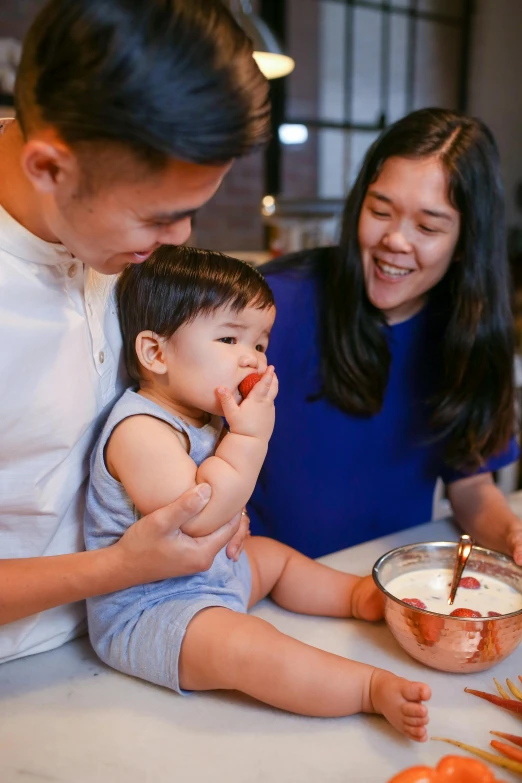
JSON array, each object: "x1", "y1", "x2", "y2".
[{"x1": 375, "y1": 259, "x2": 412, "y2": 278}]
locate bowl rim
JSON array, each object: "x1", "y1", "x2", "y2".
[{"x1": 372, "y1": 540, "x2": 522, "y2": 620}]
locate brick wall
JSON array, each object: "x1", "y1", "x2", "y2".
[
  {"x1": 0, "y1": 0, "x2": 43, "y2": 40},
  {"x1": 191, "y1": 149, "x2": 266, "y2": 252},
  {"x1": 280, "y1": 0, "x2": 319, "y2": 201},
  {"x1": 195, "y1": 0, "x2": 320, "y2": 250}
]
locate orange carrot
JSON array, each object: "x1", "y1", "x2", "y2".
[
  {"x1": 491, "y1": 731, "x2": 522, "y2": 748},
  {"x1": 432, "y1": 737, "x2": 522, "y2": 774},
  {"x1": 491, "y1": 739, "x2": 522, "y2": 763},
  {"x1": 465, "y1": 687, "x2": 522, "y2": 715}
]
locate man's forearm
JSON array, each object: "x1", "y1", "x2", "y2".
[{"x1": 0, "y1": 546, "x2": 125, "y2": 626}]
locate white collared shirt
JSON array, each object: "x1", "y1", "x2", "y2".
[{"x1": 0, "y1": 122, "x2": 127, "y2": 662}]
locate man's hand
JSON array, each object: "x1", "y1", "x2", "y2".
[
  {"x1": 217, "y1": 366, "x2": 278, "y2": 442},
  {"x1": 0, "y1": 484, "x2": 242, "y2": 626},
  {"x1": 225, "y1": 509, "x2": 251, "y2": 562},
  {"x1": 116, "y1": 483, "x2": 242, "y2": 583}
]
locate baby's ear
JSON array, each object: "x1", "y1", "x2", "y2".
[{"x1": 135, "y1": 331, "x2": 168, "y2": 375}]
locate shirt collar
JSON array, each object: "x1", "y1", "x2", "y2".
[
  {"x1": 0, "y1": 203, "x2": 74, "y2": 266},
  {"x1": 0, "y1": 117, "x2": 73, "y2": 266}
]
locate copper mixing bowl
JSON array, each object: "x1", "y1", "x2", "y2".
[{"x1": 373, "y1": 541, "x2": 522, "y2": 673}]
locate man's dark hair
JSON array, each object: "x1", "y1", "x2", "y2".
[
  {"x1": 117, "y1": 246, "x2": 275, "y2": 381},
  {"x1": 15, "y1": 0, "x2": 270, "y2": 167}
]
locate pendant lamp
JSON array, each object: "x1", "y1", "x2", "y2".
[{"x1": 227, "y1": 0, "x2": 295, "y2": 79}]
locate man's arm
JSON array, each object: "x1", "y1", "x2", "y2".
[
  {"x1": 447, "y1": 472, "x2": 522, "y2": 565},
  {"x1": 0, "y1": 483, "x2": 243, "y2": 626}
]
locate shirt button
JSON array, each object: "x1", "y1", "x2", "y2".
[
  {"x1": 67, "y1": 264, "x2": 77, "y2": 278},
  {"x1": 99, "y1": 351, "x2": 105, "y2": 364}
]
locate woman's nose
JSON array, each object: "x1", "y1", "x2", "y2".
[{"x1": 382, "y1": 229, "x2": 413, "y2": 254}]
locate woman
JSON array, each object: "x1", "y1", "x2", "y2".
[{"x1": 248, "y1": 108, "x2": 522, "y2": 562}]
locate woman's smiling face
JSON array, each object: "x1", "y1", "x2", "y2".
[{"x1": 357, "y1": 155, "x2": 461, "y2": 324}]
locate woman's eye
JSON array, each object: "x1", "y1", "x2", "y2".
[
  {"x1": 219, "y1": 337, "x2": 236, "y2": 345},
  {"x1": 371, "y1": 209, "x2": 390, "y2": 218},
  {"x1": 420, "y1": 225, "x2": 438, "y2": 234}
]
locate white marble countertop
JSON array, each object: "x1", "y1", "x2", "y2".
[{"x1": 3, "y1": 496, "x2": 522, "y2": 783}]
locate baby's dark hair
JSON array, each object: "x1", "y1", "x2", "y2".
[{"x1": 117, "y1": 245, "x2": 275, "y2": 381}]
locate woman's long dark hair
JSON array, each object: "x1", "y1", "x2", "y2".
[{"x1": 265, "y1": 108, "x2": 515, "y2": 470}]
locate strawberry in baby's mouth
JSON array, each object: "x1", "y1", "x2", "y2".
[{"x1": 239, "y1": 373, "x2": 262, "y2": 398}]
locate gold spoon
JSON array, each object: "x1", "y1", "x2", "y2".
[{"x1": 448, "y1": 534, "x2": 474, "y2": 606}]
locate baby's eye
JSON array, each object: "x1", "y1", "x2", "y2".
[
  {"x1": 218, "y1": 337, "x2": 237, "y2": 345},
  {"x1": 255, "y1": 344, "x2": 266, "y2": 353}
]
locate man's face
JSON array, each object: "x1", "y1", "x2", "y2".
[{"x1": 37, "y1": 153, "x2": 231, "y2": 275}]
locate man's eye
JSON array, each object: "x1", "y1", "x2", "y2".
[
  {"x1": 146, "y1": 220, "x2": 172, "y2": 229},
  {"x1": 219, "y1": 337, "x2": 236, "y2": 345}
]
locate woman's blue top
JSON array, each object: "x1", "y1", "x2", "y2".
[{"x1": 248, "y1": 258, "x2": 518, "y2": 558}]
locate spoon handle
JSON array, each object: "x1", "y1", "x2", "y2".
[{"x1": 448, "y1": 534, "x2": 473, "y2": 605}]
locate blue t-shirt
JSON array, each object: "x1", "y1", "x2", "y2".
[{"x1": 248, "y1": 262, "x2": 518, "y2": 558}]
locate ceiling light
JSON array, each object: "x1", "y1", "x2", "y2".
[
  {"x1": 279, "y1": 124, "x2": 308, "y2": 145},
  {"x1": 227, "y1": 0, "x2": 295, "y2": 80}
]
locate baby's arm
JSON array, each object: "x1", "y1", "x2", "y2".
[
  {"x1": 190, "y1": 368, "x2": 278, "y2": 536},
  {"x1": 105, "y1": 369, "x2": 278, "y2": 538}
]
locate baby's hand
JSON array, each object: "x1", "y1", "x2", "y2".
[
  {"x1": 217, "y1": 366, "x2": 278, "y2": 442},
  {"x1": 350, "y1": 574, "x2": 385, "y2": 622}
]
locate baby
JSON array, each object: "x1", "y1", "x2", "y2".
[{"x1": 85, "y1": 245, "x2": 430, "y2": 740}]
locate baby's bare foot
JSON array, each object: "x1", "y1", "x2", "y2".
[
  {"x1": 369, "y1": 669, "x2": 431, "y2": 742},
  {"x1": 351, "y1": 575, "x2": 385, "y2": 621}
]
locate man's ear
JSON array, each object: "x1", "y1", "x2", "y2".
[
  {"x1": 20, "y1": 137, "x2": 79, "y2": 195},
  {"x1": 135, "y1": 331, "x2": 168, "y2": 376}
]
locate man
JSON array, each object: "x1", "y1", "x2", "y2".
[{"x1": 0, "y1": 0, "x2": 270, "y2": 662}]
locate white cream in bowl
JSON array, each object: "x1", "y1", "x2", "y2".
[{"x1": 385, "y1": 568, "x2": 522, "y2": 616}]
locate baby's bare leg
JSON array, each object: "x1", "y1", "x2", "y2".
[
  {"x1": 178, "y1": 606, "x2": 430, "y2": 740},
  {"x1": 246, "y1": 536, "x2": 383, "y2": 621}
]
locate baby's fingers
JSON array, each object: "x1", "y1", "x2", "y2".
[
  {"x1": 268, "y1": 371, "x2": 279, "y2": 401},
  {"x1": 216, "y1": 386, "x2": 240, "y2": 418},
  {"x1": 250, "y1": 366, "x2": 276, "y2": 400}
]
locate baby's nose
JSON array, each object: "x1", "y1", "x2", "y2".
[{"x1": 240, "y1": 352, "x2": 260, "y2": 369}]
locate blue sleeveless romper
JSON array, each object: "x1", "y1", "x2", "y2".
[{"x1": 84, "y1": 388, "x2": 251, "y2": 694}]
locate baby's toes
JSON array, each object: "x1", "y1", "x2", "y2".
[
  {"x1": 404, "y1": 715, "x2": 429, "y2": 727},
  {"x1": 401, "y1": 680, "x2": 431, "y2": 702},
  {"x1": 402, "y1": 701, "x2": 427, "y2": 718},
  {"x1": 405, "y1": 724, "x2": 429, "y2": 742}
]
